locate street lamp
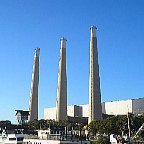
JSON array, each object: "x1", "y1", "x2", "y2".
[{"x1": 85, "y1": 129, "x2": 88, "y2": 140}]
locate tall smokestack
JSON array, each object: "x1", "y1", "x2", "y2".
[
  {"x1": 28, "y1": 48, "x2": 40, "y2": 121},
  {"x1": 88, "y1": 26, "x2": 102, "y2": 124},
  {"x1": 56, "y1": 38, "x2": 67, "y2": 121}
]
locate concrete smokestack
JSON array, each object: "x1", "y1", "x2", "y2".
[
  {"x1": 88, "y1": 26, "x2": 102, "y2": 124},
  {"x1": 56, "y1": 38, "x2": 67, "y2": 121},
  {"x1": 28, "y1": 48, "x2": 40, "y2": 121}
]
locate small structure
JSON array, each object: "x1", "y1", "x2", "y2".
[
  {"x1": 15, "y1": 110, "x2": 29, "y2": 125},
  {"x1": 38, "y1": 125, "x2": 65, "y2": 139}
]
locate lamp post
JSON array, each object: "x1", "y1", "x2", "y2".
[
  {"x1": 127, "y1": 105, "x2": 131, "y2": 138},
  {"x1": 127, "y1": 112, "x2": 131, "y2": 138},
  {"x1": 77, "y1": 123, "x2": 82, "y2": 144},
  {"x1": 85, "y1": 129, "x2": 88, "y2": 140}
]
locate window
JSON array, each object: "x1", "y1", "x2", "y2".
[
  {"x1": 9, "y1": 138, "x2": 16, "y2": 141},
  {"x1": 17, "y1": 137, "x2": 24, "y2": 141}
]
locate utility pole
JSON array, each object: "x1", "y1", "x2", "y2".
[{"x1": 127, "y1": 112, "x2": 131, "y2": 138}]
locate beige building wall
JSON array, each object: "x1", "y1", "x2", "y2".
[
  {"x1": 67, "y1": 105, "x2": 75, "y2": 117},
  {"x1": 44, "y1": 108, "x2": 56, "y2": 120},
  {"x1": 80, "y1": 104, "x2": 89, "y2": 117},
  {"x1": 44, "y1": 98, "x2": 144, "y2": 120},
  {"x1": 104, "y1": 100, "x2": 132, "y2": 115},
  {"x1": 45, "y1": 105, "x2": 81, "y2": 120}
]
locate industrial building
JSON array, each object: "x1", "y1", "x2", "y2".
[
  {"x1": 44, "y1": 97, "x2": 144, "y2": 120},
  {"x1": 25, "y1": 26, "x2": 103, "y2": 122},
  {"x1": 27, "y1": 26, "x2": 144, "y2": 123}
]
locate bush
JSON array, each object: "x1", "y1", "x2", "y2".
[{"x1": 90, "y1": 135, "x2": 110, "y2": 144}]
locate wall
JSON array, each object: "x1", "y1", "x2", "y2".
[
  {"x1": 44, "y1": 98, "x2": 144, "y2": 120},
  {"x1": 132, "y1": 98, "x2": 144, "y2": 114},
  {"x1": 44, "y1": 108, "x2": 56, "y2": 120},
  {"x1": 103, "y1": 100, "x2": 132, "y2": 115}
]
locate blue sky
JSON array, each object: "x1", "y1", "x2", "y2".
[{"x1": 0, "y1": 0, "x2": 144, "y2": 123}]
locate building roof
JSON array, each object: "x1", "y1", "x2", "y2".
[{"x1": 15, "y1": 110, "x2": 29, "y2": 116}]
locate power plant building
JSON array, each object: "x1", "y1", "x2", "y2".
[
  {"x1": 25, "y1": 26, "x2": 143, "y2": 123},
  {"x1": 44, "y1": 98, "x2": 144, "y2": 120}
]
